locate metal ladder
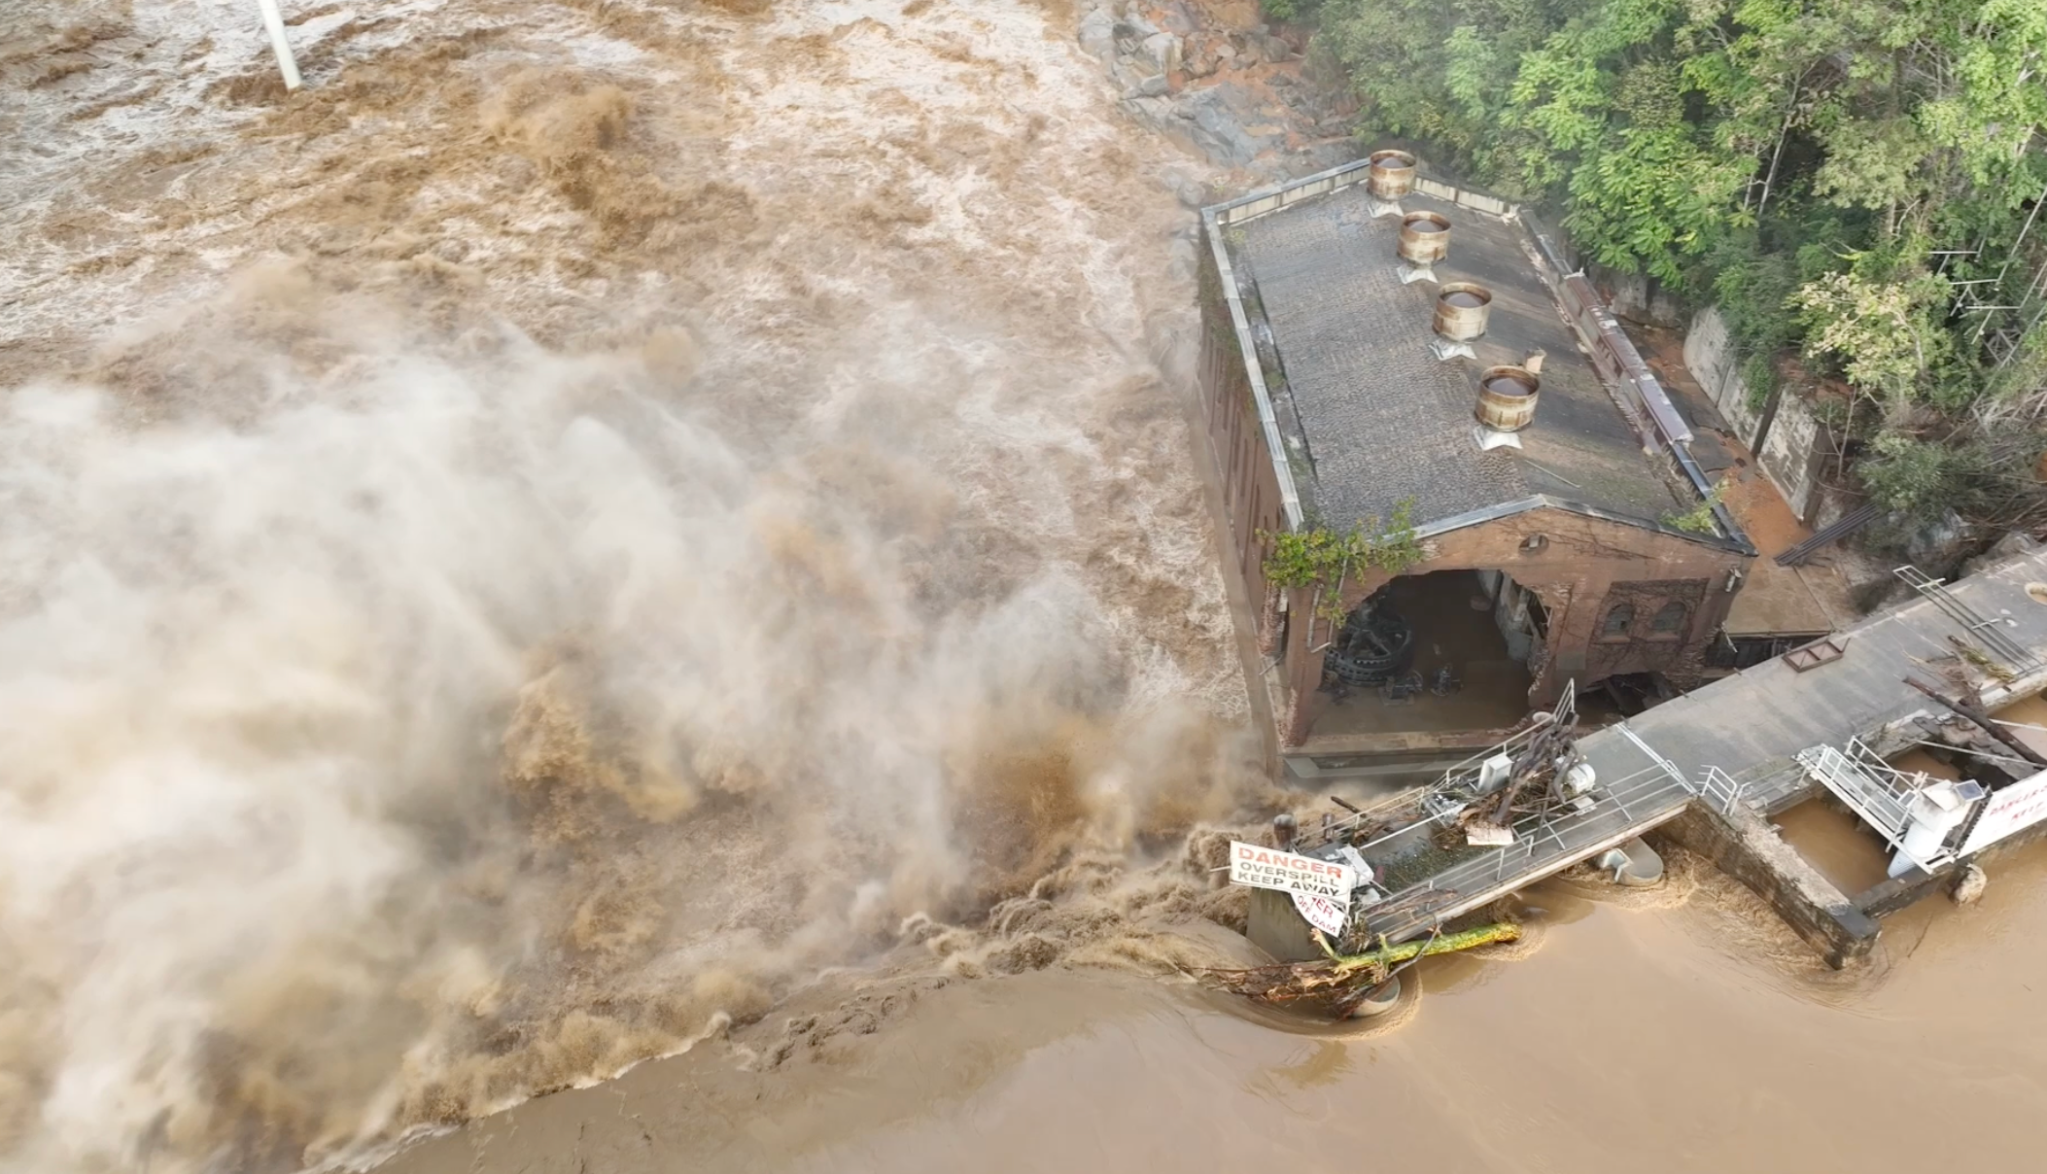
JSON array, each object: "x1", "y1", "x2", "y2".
[{"x1": 1895, "y1": 564, "x2": 2041, "y2": 673}]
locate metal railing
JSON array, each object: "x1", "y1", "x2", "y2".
[
  {"x1": 1895, "y1": 564, "x2": 2042, "y2": 673},
  {"x1": 1795, "y1": 738, "x2": 1954, "y2": 873},
  {"x1": 1359, "y1": 756, "x2": 1691, "y2": 942},
  {"x1": 1694, "y1": 765, "x2": 1753, "y2": 817},
  {"x1": 1301, "y1": 690, "x2": 1578, "y2": 854}
]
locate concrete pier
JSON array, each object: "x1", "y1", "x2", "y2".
[{"x1": 1322, "y1": 548, "x2": 2047, "y2": 966}]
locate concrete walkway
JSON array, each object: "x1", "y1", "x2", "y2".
[
  {"x1": 1597, "y1": 550, "x2": 2047, "y2": 805},
  {"x1": 1359, "y1": 549, "x2": 2047, "y2": 943}
]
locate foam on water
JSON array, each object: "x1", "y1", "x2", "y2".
[{"x1": 0, "y1": 2, "x2": 1258, "y2": 1170}]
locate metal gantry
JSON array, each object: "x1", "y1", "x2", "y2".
[{"x1": 1795, "y1": 737, "x2": 1958, "y2": 874}]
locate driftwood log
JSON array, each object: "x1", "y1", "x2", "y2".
[
  {"x1": 1318, "y1": 922, "x2": 1521, "y2": 971},
  {"x1": 1199, "y1": 923, "x2": 1521, "y2": 1017},
  {"x1": 1905, "y1": 676, "x2": 2047, "y2": 769}
]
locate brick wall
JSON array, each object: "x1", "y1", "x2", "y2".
[
  {"x1": 1276, "y1": 506, "x2": 1751, "y2": 746},
  {"x1": 1198, "y1": 274, "x2": 1287, "y2": 647}
]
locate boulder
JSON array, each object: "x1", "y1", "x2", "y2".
[
  {"x1": 1078, "y1": 7, "x2": 1116, "y2": 60},
  {"x1": 1905, "y1": 508, "x2": 1971, "y2": 569},
  {"x1": 1156, "y1": 1, "x2": 1197, "y2": 36},
  {"x1": 1116, "y1": 6, "x2": 1162, "y2": 41},
  {"x1": 1161, "y1": 164, "x2": 1209, "y2": 209},
  {"x1": 1141, "y1": 31, "x2": 1183, "y2": 75},
  {"x1": 1951, "y1": 863, "x2": 1987, "y2": 905}
]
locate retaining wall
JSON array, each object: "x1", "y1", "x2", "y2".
[
  {"x1": 1660, "y1": 801, "x2": 1880, "y2": 968},
  {"x1": 1683, "y1": 307, "x2": 1830, "y2": 525}
]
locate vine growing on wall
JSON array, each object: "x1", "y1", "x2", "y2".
[{"x1": 1260, "y1": 499, "x2": 1424, "y2": 623}]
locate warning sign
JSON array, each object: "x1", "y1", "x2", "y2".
[
  {"x1": 1960, "y1": 768, "x2": 2047, "y2": 855},
  {"x1": 1292, "y1": 890, "x2": 1351, "y2": 936},
  {"x1": 1228, "y1": 841, "x2": 1356, "y2": 901}
]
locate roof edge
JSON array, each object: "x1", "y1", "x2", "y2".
[
  {"x1": 1201, "y1": 205, "x2": 1304, "y2": 529},
  {"x1": 1414, "y1": 495, "x2": 1755, "y2": 555}
]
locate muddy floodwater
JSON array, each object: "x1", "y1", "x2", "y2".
[{"x1": 387, "y1": 839, "x2": 2047, "y2": 1174}]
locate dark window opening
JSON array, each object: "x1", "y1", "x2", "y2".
[
  {"x1": 1599, "y1": 602, "x2": 1634, "y2": 640},
  {"x1": 1650, "y1": 600, "x2": 1688, "y2": 636}
]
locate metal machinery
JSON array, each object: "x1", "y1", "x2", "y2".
[{"x1": 1322, "y1": 601, "x2": 1416, "y2": 689}]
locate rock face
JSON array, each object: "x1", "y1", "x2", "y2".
[
  {"x1": 1072, "y1": 0, "x2": 1359, "y2": 177},
  {"x1": 1952, "y1": 863, "x2": 1988, "y2": 905},
  {"x1": 1174, "y1": 83, "x2": 1277, "y2": 168},
  {"x1": 1961, "y1": 529, "x2": 2040, "y2": 580}
]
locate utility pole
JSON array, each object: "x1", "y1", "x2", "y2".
[{"x1": 256, "y1": 0, "x2": 303, "y2": 91}]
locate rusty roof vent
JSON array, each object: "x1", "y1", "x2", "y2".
[
  {"x1": 1397, "y1": 211, "x2": 1448, "y2": 284},
  {"x1": 1365, "y1": 149, "x2": 1415, "y2": 216},
  {"x1": 1475, "y1": 362, "x2": 1541, "y2": 437},
  {"x1": 1429, "y1": 282, "x2": 1492, "y2": 361}
]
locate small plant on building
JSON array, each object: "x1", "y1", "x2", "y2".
[
  {"x1": 1661, "y1": 482, "x2": 1726, "y2": 535},
  {"x1": 1261, "y1": 499, "x2": 1425, "y2": 623}
]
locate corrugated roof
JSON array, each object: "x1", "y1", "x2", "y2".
[{"x1": 1232, "y1": 182, "x2": 1684, "y2": 535}]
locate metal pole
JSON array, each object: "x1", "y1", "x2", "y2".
[{"x1": 256, "y1": 0, "x2": 303, "y2": 91}]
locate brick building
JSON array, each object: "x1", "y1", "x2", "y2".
[{"x1": 1199, "y1": 157, "x2": 1768, "y2": 772}]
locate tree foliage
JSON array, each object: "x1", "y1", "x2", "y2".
[{"x1": 1260, "y1": 500, "x2": 1425, "y2": 622}]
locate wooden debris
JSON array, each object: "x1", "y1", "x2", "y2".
[
  {"x1": 1947, "y1": 635, "x2": 2017, "y2": 684},
  {"x1": 1905, "y1": 676, "x2": 2047, "y2": 768},
  {"x1": 1198, "y1": 922, "x2": 1521, "y2": 1017}
]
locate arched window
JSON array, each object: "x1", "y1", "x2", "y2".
[
  {"x1": 1651, "y1": 600, "x2": 1689, "y2": 636},
  {"x1": 1599, "y1": 602, "x2": 1634, "y2": 639}
]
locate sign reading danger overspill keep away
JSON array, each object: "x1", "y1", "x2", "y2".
[{"x1": 1228, "y1": 841, "x2": 1356, "y2": 901}]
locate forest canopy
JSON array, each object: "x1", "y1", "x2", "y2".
[{"x1": 1273, "y1": 0, "x2": 2047, "y2": 536}]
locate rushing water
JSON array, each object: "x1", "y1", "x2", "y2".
[
  {"x1": 0, "y1": 2, "x2": 1263, "y2": 1170},
  {"x1": 7, "y1": 2, "x2": 2047, "y2": 1173}
]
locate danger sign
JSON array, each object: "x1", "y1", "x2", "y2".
[
  {"x1": 1228, "y1": 841, "x2": 1356, "y2": 901},
  {"x1": 1960, "y1": 768, "x2": 2047, "y2": 855},
  {"x1": 1292, "y1": 891, "x2": 1350, "y2": 936}
]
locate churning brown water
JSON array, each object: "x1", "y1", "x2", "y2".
[
  {"x1": 2, "y1": 1, "x2": 1266, "y2": 1170},
  {"x1": 6, "y1": 2, "x2": 2047, "y2": 1173},
  {"x1": 386, "y1": 842, "x2": 2047, "y2": 1174}
]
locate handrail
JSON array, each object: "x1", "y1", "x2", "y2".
[
  {"x1": 1359, "y1": 758, "x2": 1691, "y2": 942},
  {"x1": 1795, "y1": 739, "x2": 1954, "y2": 873},
  {"x1": 1301, "y1": 691, "x2": 1578, "y2": 853},
  {"x1": 1694, "y1": 765, "x2": 1752, "y2": 816}
]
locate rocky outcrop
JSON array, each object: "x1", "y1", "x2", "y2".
[{"x1": 1075, "y1": 0, "x2": 1357, "y2": 175}]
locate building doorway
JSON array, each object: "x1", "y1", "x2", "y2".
[{"x1": 1311, "y1": 569, "x2": 1536, "y2": 737}]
